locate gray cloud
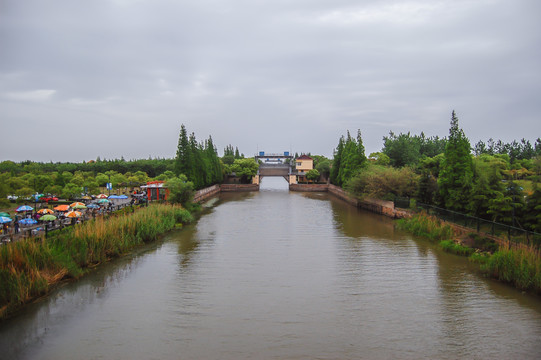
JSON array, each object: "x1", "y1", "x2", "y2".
[{"x1": 1, "y1": 0, "x2": 540, "y2": 162}]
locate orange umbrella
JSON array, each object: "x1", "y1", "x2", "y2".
[
  {"x1": 70, "y1": 202, "x2": 86, "y2": 208},
  {"x1": 54, "y1": 205, "x2": 70, "y2": 211},
  {"x1": 38, "y1": 208, "x2": 54, "y2": 214},
  {"x1": 65, "y1": 211, "x2": 82, "y2": 218}
]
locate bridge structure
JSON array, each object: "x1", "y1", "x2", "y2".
[{"x1": 253, "y1": 152, "x2": 296, "y2": 184}]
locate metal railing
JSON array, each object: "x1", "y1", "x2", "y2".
[{"x1": 394, "y1": 198, "x2": 541, "y2": 248}]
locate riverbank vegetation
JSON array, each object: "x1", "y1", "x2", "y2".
[
  {"x1": 397, "y1": 212, "x2": 541, "y2": 294},
  {"x1": 0, "y1": 203, "x2": 193, "y2": 318}
]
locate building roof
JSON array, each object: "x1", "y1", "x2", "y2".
[{"x1": 296, "y1": 155, "x2": 313, "y2": 160}]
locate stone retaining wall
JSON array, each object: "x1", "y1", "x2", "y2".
[
  {"x1": 220, "y1": 184, "x2": 260, "y2": 192},
  {"x1": 193, "y1": 185, "x2": 221, "y2": 203}
]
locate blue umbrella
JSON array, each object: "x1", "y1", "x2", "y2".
[
  {"x1": 117, "y1": 195, "x2": 128, "y2": 199},
  {"x1": 19, "y1": 218, "x2": 38, "y2": 225},
  {"x1": 0, "y1": 216, "x2": 12, "y2": 224},
  {"x1": 16, "y1": 205, "x2": 34, "y2": 212},
  {"x1": 87, "y1": 204, "x2": 100, "y2": 209},
  {"x1": 108, "y1": 195, "x2": 120, "y2": 199}
]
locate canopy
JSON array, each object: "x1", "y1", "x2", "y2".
[
  {"x1": 108, "y1": 195, "x2": 121, "y2": 199},
  {"x1": 54, "y1": 205, "x2": 70, "y2": 211},
  {"x1": 96, "y1": 194, "x2": 108, "y2": 199},
  {"x1": 97, "y1": 199, "x2": 109, "y2": 203},
  {"x1": 65, "y1": 211, "x2": 82, "y2": 218},
  {"x1": 40, "y1": 214, "x2": 57, "y2": 221},
  {"x1": 18, "y1": 218, "x2": 37, "y2": 225},
  {"x1": 0, "y1": 216, "x2": 12, "y2": 224},
  {"x1": 0, "y1": 212, "x2": 10, "y2": 217},
  {"x1": 86, "y1": 204, "x2": 100, "y2": 209},
  {"x1": 38, "y1": 209, "x2": 54, "y2": 214},
  {"x1": 16, "y1": 205, "x2": 34, "y2": 212},
  {"x1": 70, "y1": 202, "x2": 87, "y2": 209}
]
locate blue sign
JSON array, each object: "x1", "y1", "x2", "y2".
[{"x1": 106, "y1": 183, "x2": 112, "y2": 190}]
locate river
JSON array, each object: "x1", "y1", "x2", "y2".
[{"x1": 1, "y1": 177, "x2": 541, "y2": 359}]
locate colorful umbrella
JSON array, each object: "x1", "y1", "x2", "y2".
[
  {"x1": 65, "y1": 211, "x2": 82, "y2": 218},
  {"x1": 81, "y1": 195, "x2": 92, "y2": 200},
  {"x1": 54, "y1": 205, "x2": 70, "y2": 211},
  {"x1": 97, "y1": 199, "x2": 109, "y2": 204},
  {"x1": 70, "y1": 202, "x2": 86, "y2": 208},
  {"x1": 16, "y1": 205, "x2": 34, "y2": 212},
  {"x1": 38, "y1": 209, "x2": 54, "y2": 215},
  {"x1": 0, "y1": 212, "x2": 10, "y2": 217},
  {"x1": 40, "y1": 214, "x2": 57, "y2": 221},
  {"x1": 0, "y1": 216, "x2": 12, "y2": 224},
  {"x1": 96, "y1": 194, "x2": 108, "y2": 199},
  {"x1": 19, "y1": 218, "x2": 37, "y2": 225}
]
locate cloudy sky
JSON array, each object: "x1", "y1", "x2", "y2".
[{"x1": 1, "y1": 0, "x2": 540, "y2": 162}]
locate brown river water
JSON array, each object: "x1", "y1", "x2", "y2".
[{"x1": 1, "y1": 177, "x2": 541, "y2": 359}]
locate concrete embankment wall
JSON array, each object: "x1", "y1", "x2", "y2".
[
  {"x1": 193, "y1": 185, "x2": 221, "y2": 203},
  {"x1": 193, "y1": 184, "x2": 259, "y2": 203},
  {"x1": 290, "y1": 183, "x2": 407, "y2": 219}
]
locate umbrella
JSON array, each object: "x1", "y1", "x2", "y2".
[
  {"x1": 81, "y1": 195, "x2": 92, "y2": 200},
  {"x1": 16, "y1": 205, "x2": 34, "y2": 212},
  {"x1": 54, "y1": 205, "x2": 70, "y2": 211},
  {"x1": 117, "y1": 195, "x2": 128, "y2": 199},
  {"x1": 96, "y1": 194, "x2": 108, "y2": 199},
  {"x1": 19, "y1": 218, "x2": 37, "y2": 225},
  {"x1": 108, "y1": 195, "x2": 120, "y2": 199},
  {"x1": 65, "y1": 211, "x2": 82, "y2": 218},
  {"x1": 70, "y1": 202, "x2": 86, "y2": 208},
  {"x1": 40, "y1": 214, "x2": 57, "y2": 221},
  {"x1": 38, "y1": 209, "x2": 54, "y2": 214},
  {"x1": 0, "y1": 212, "x2": 10, "y2": 217},
  {"x1": 87, "y1": 204, "x2": 100, "y2": 209},
  {"x1": 0, "y1": 216, "x2": 12, "y2": 224},
  {"x1": 97, "y1": 199, "x2": 109, "y2": 204}
]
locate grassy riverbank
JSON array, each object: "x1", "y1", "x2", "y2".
[
  {"x1": 397, "y1": 213, "x2": 541, "y2": 294},
  {"x1": 0, "y1": 203, "x2": 193, "y2": 318}
]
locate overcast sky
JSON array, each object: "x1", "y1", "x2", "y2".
[{"x1": 1, "y1": 0, "x2": 540, "y2": 162}]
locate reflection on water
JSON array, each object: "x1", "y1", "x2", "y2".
[{"x1": 1, "y1": 177, "x2": 541, "y2": 359}]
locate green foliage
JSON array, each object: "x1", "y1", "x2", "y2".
[
  {"x1": 331, "y1": 130, "x2": 367, "y2": 187},
  {"x1": 481, "y1": 247, "x2": 541, "y2": 293},
  {"x1": 382, "y1": 131, "x2": 447, "y2": 167},
  {"x1": 438, "y1": 111, "x2": 474, "y2": 212},
  {"x1": 396, "y1": 212, "x2": 455, "y2": 242},
  {"x1": 440, "y1": 240, "x2": 474, "y2": 256},
  {"x1": 230, "y1": 158, "x2": 259, "y2": 183},
  {"x1": 306, "y1": 169, "x2": 320, "y2": 182},
  {"x1": 347, "y1": 164, "x2": 418, "y2": 201},
  {"x1": 174, "y1": 125, "x2": 223, "y2": 190},
  {"x1": 166, "y1": 174, "x2": 194, "y2": 208},
  {"x1": 368, "y1": 152, "x2": 390, "y2": 166}
]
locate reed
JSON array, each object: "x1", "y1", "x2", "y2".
[
  {"x1": 481, "y1": 245, "x2": 541, "y2": 293},
  {"x1": 396, "y1": 212, "x2": 455, "y2": 242},
  {"x1": 0, "y1": 203, "x2": 193, "y2": 318}
]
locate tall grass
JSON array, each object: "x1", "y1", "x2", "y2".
[
  {"x1": 0, "y1": 204, "x2": 193, "y2": 318},
  {"x1": 396, "y1": 212, "x2": 455, "y2": 242},
  {"x1": 481, "y1": 246, "x2": 541, "y2": 293}
]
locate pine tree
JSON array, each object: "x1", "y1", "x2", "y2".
[
  {"x1": 175, "y1": 124, "x2": 192, "y2": 177},
  {"x1": 438, "y1": 111, "x2": 473, "y2": 212},
  {"x1": 330, "y1": 136, "x2": 345, "y2": 186}
]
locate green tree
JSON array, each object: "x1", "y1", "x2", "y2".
[
  {"x1": 166, "y1": 174, "x2": 194, "y2": 208},
  {"x1": 438, "y1": 111, "x2": 473, "y2": 212},
  {"x1": 306, "y1": 169, "x2": 320, "y2": 182},
  {"x1": 230, "y1": 158, "x2": 258, "y2": 183},
  {"x1": 330, "y1": 136, "x2": 345, "y2": 186}
]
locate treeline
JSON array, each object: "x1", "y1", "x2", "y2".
[
  {"x1": 174, "y1": 124, "x2": 223, "y2": 190},
  {"x1": 331, "y1": 111, "x2": 541, "y2": 233},
  {"x1": 0, "y1": 158, "x2": 175, "y2": 178}
]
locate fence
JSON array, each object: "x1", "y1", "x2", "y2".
[{"x1": 394, "y1": 198, "x2": 541, "y2": 249}]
